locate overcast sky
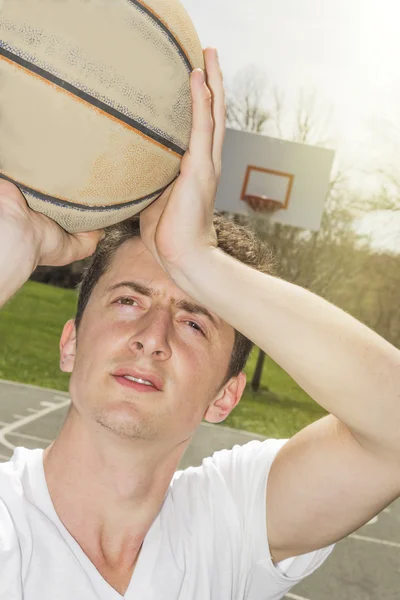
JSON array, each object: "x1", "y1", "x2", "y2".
[
  {"x1": 182, "y1": 0, "x2": 400, "y2": 172},
  {"x1": 181, "y1": 0, "x2": 400, "y2": 250}
]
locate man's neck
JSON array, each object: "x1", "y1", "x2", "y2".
[{"x1": 42, "y1": 409, "x2": 189, "y2": 568}]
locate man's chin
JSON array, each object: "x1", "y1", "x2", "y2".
[{"x1": 93, "y1": 405, "x2": 160, "y2": 441}]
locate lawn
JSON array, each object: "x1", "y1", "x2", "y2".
[{"x1": 0, "y1": 281, "x2": 326, "y2": 438}]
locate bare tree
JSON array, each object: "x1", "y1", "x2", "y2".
[
  {"x1": 227, "y1": 66, "x2": 400, "y2": 397},
  {"x1": 226, "y1": 65, "x2": 271, "y2": 133},
  {"x1": 225, "y1": 65, "x2": 351, "y2": 392},
  {"x1": 292, "y1": 90, "x2": 333, "y2": 146}
]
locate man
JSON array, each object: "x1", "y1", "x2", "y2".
[{"x1": 0, "y1": 48, "x2": 399, "y2": 600}]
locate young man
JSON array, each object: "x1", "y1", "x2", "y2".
[{"x1": 0, "y1": 48, "x2": 399, "y2": 600}]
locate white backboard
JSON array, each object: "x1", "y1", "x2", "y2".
[{"x1": 215, "y1": 128, "x2": 335, "y2": 231}]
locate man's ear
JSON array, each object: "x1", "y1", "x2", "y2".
[
  {"x1": 203, "y1": 371, "x2": 247, "y2": 424},
  {"x1": 59, "y1": 319, "x2": 77, "y2": 373}
]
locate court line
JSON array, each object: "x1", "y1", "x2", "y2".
[
  {"x1": 0, "y1": 378, "x2": 70, "y2": 396},
  {"x1": 6, "y1": 431, "x2": 53, "y2": 445},
  {"x1": 53, "y1": 396, "x2": 71, "y2": 404},
  {"x1": 0, "y1": 399, "x2": 70, "y2": 450},
  {"x1": 285, "y1": 593, "x2": 311, "y2": 600},
  {"x1": 349, "y1": 534, "x2": 400, "y2": 549}
]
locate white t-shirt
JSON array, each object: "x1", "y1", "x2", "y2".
[{"x1": 0, "y1": 439, "x2": 334, "y2": 599}]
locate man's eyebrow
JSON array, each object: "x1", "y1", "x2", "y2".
[
  {"x1": 107, "y1": 281, "x2": 155, "y2": 297},
  {"x1": 175, "y1": 299, "x2": 219, "y2": 329},
  {"x1": 106, "y1": 281, "x2": 219, "y2": 329}
]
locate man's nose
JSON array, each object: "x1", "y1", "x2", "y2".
[{"x1": 127, "y1": 307, "x2": 172, "y2": 360}]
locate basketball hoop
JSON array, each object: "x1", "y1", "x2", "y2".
[
  {"x1": 240, "y1": 165, "x2": 293, "y2": 216},
  {"x1": 243, "y1": 195, "x2": 284, "y2": 214}
]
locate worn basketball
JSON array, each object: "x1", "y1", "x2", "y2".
[{"x1": 0, "y1": 0, "x2": 204, "y2": 233}]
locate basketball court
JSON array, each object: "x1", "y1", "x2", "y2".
[{"x1": 1, "y1": 378, "x2": 399, "y2": 600}]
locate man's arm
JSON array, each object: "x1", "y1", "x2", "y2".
[
  {"x1": 174, "y1": 247, "x2": 400, "y2": 455},
  {"x1": 0, "y1": 182, "x2": 38, "y2": 308},
  {"x1": 0, "y1": 179, "x2": 103, "y2": 309},
  {"x1": 266, "y1": 414, "x2": 400, "y2": 562},
  {"x1": 139, "y1": 48, "x2": 400, "y2": 561},
  {"x1": 0, "y1": 227, "x2": 36, "y2": 309},
  {"x1": 168, "y1": 247, "x2": 400, "y2": 560}
]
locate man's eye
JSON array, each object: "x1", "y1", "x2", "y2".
[
  {"x1": 186, "y1": 321, "x2": 204, "y2": 334},
  {"x1": 116, "y1": 297, "x2": 138, "y2": 306}
]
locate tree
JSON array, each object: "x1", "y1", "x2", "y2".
[
  {"x1": 226, "y1": 66, "x2": 271, "y2": 134},
  {"x1": 226, "y1": 66, "x2": 335, "y2": 145},
  {"x1": 225, "y1": 65, "x2": 352, "y2": 392}
]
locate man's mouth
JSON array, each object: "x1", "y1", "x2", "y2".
[
  {"x1": 123, "y1": 375, "x2": 153, "y2": 387},
  {"x1": 112, "y1": 368, "x2": 163, "y2": 391}
]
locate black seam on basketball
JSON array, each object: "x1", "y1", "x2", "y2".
[
  {"x1": 127, "y1": 0, "x2": 193, "y2": 72},
  {"x1": 0, "y1": 173, "x2": 170, "y2": 212},
  {"x1": 0, "y1": 46, "x2": 185, "y2": 157}
]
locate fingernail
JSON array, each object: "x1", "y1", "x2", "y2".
[{"x1": 197, "y1": 68, "x2": 205, "y2": 83}]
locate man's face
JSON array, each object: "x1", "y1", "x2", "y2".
[{"x1": 61, "y1": 238, "x2": 244, "y2": 447}]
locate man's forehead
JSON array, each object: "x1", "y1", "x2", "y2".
[
  {"x1": 113, "y1": 236, "x2": 154, "y2": 264},
  {"x1": 99, "y1": 240, "x2": 226, "y2": 330},
  {"x1": 103, "y1": 238, "x2": 178, "y2": 292}
]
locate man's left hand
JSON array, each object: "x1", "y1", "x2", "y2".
[{"x1": 140, "y1": 47, "x2": 225, "y2": 273}]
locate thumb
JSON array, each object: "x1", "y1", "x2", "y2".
[{"x1": 64, "y1": 229, "x2": 105, "y2": 264}]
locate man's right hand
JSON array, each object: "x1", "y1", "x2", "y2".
[{"x1": 0, "y1": 179, "x2": 104, "y2": 269}]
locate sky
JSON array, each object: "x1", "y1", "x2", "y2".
[
  {"x1": 181, "y1": 0, "x2": 400, "y2": 251},
  {"x1": 181, "y1": 0, "x2": 400, "y2": 167}
]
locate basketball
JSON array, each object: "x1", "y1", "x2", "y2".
[{"x1": 0, "y1": 0, "x2": 204, "y2": 233}]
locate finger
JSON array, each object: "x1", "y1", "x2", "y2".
[
  {"x1": 140, "y1": 185, "x2": 172, "y2": 243},
  {"x1": 185, "y1": 68, "x2": 214, "y2": 169},
  {"x1": 141, "y1": 184, "x2": 171, "y2": 220},
  {"x1": 63, "y1": 229, "x2": 104, "y2": 264},
  {"x1": 204, "y1": 47, "x2": 226, "y2": 177}
]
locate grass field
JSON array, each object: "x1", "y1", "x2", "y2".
[{"x1": 0, "y1": 280, "x2": 326, "y2": 438}]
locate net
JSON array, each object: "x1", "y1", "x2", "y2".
[{"x1": 243, "y1": 195, "x2": 284, "y2": 213}]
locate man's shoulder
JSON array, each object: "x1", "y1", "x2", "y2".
[
  {"x1": 200, "y1": 437, "x2": 289, "y2": 478},
  {"x1": 170, "y1": 437, "x2": 289, "y2": 505},
  {"x1": 0, "y1": 447, "x2": 30, "y2": 485},
  {"x1": 0, "y1": 461, "x2": 24, "y2": 565},
  {"x1": 0, "y1": 450, "x2": 37, "y2": 577},
  {"x1": 0, "y1": 448, "x2": 37, "y2": 521},
  {"x1": 0, "y1": 504, "x2": 23, "y2": 595},
  {"x1": 0, "y1": 455, "x2": 23, "y2": 492}
]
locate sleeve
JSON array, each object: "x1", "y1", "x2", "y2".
[
  {"x1": 0, "y1": 498, "x2": 23, "y2": 600},
  {"x1": 207, "y1": 438, "x2": 335, "y2": 598}
]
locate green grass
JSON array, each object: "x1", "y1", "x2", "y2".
[
  {"x1": 0, "y1": 281, "x2": 74, "y2": 392},
  {"x1": 226, "y1": 348, "x2": 326, "y2": 438},
  {"x1": 0, "y1": 281, "x2": 326, "y2": 438}
]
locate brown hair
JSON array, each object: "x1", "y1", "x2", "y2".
[{"x1": 75, "y1": 213, "x2": 275, "y2": 385}]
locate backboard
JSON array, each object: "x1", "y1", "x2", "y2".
[{"x1": 215, "y1": 128, "x2": 335, "y2": 231}]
